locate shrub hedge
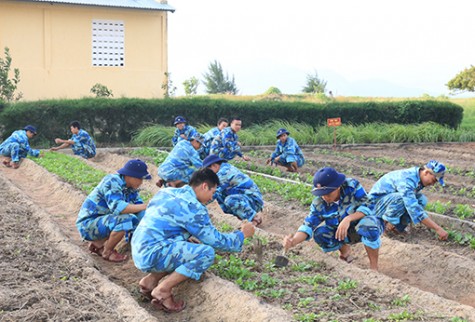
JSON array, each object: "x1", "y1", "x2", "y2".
[{"x1": 0, "y1": 97, "x2": 463, "y2": 143}]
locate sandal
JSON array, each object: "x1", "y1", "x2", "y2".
[
  {"x1": 102, "y1": 249, "x2": 128, "y2": 262},
  {"x1": 2, "y1": 160, "x2": 11, "y2": 167},
  {"x1": 88, "y1": 243, "x2": 104, "y2": 256},
  {"x1": 339, "y1": 254, "x2": 354, "y2": 264},
  {"x1": 139, "y1": 286, "x2": 153, "y2": 300},
  {"x1": 151, "y1": 294, "x2": 186, "y2": 313}
]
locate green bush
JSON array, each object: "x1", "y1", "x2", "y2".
[{"x1": 0, "y1": 97, "x2": 463, "y2": 144}]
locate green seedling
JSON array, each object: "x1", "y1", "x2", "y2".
[
  {"x1": 256, "y1": 288, "x2": 287, "y2": 299},
  {"x1": 450, "y1": 318, "x2": 468, "y2": 322},
  {"x1": 218, "y1": 222, "x2": 235, "y2": 232},
  {"x1": 336, "y1": 278, "x2": 358, "y2": 291},
  {"x1": 454, "y1": 204, "x2": 473, "y2": 220},
  {"x1": 367, "y1": 302, "x2": 382, "y2": 311},
  {"x1": 294, "y1": 312, "x2": 319, "y2": 322},
  {"x1": 391, "y1": 294, "x2": 410, "y2": 307},
  {"x1": 290, "y1": 262, "x2": 315, "y2": 272},
  {"x1": 388, "y1": 310, "x2": 421, "y2": 321},
  {"x1": 297, "y1": 297, "x2": 314, "y2": 308}
]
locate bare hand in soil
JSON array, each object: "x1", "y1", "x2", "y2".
[
  {"x1": 282, "y1": 234, "x2": 293, "y2": 250},
  {"x1": 437, "y1": 228, "x2": 449, "y2": 241},
  {"x1": 242, "y1": 155, "x2": 250, "y2": 162},
  {"x1": 241, "y1": 221, "x2": 255, "y2": 238}
]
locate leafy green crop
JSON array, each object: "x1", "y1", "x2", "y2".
[{"x1": 34, "y1": 152, "x2": 106, "y2": 193}]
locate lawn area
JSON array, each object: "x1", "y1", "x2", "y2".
[{"x1": 452, "y1": 97, "x2": 475, "y2": 130}]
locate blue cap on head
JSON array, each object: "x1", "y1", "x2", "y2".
[
  {"x1": 190, "y1": 133, "x2": 204, "y2": 144},
  {"x1": 174, "y1": 116, "x2": 186, "y2": 125},
  {"x1": 23, "y1": 125, "x2": 37, "y2": 134},
  {"x1": 425, "y1": 160, "x2": 446, "y2": 186},
  {"x1": 117, "y1": 159, "x2": 152, "y2": 180},
  {"x1": 276, "y1": 128, "x2": 290, "y2": 138},
  {"x1": 202, "y1": 155, "x2": 227, "y2": 168},
  {"x1": 311, "y1": 167, "x2": 346, "y2": 196}
]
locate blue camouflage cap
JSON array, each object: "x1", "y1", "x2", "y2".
[
  {"x1": 174, "y1": 116, "x2": 186, "y2": 125},
  {"x1": 425, "y1": 160, "x2": 446, "y2": 186},
  {"x1": 190, "y1": 133, "x2": 204, "y2": 144}
]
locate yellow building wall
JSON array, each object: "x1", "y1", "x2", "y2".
[{"x1": 0, "y1": 0, "x2": 169, "y2": 100}]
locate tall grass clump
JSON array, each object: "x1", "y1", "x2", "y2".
[
  {"x1": 131, "y1": 125, "x2": 175, "y2": 147},
  {"x1": 131, "y1": 120, "x2": 474, "y2": 147},
  {"x1": 238, "y1": 121, "x2": 319, "y2": 145}
]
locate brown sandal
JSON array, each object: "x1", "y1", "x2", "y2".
[
  {"x1": 88, "y1": 243, "x2": 104, "y2": 256},
  {"x1": 151, "y1": 294, "x2": 186, "y2": 313},
  {"x1": 2, "y1": 160, "x2": 11, "y2": 167},
  {"x1": 102, "y1": 249, "x2": 127, "y2": 262},
  {"x1": 139, "y1": 286, "x2": 153, "y2": 300},
  {"x1": 339, "y1": 254, "x2": 354, "y2": 263}
]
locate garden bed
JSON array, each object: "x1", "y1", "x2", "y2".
[{"x1": 1, "y1": 143, "x2": 475, "y2": 321}]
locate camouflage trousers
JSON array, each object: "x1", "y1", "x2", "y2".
[
  {"x1": 72, "y1": 145, "x2": 96, "y2": 159},
  {"x1": 313, "y1": 216, "x2": 383, "y2": 252},
  {"x1": 275, "y1": 155, "x2": 305, "y2": 168},
  {"x1": 0, "y1": 142, "x2": 22, "y2": 162},
  {"x1": 216, "y1": 194, "x2": 263, "y2": 222},
  {"x1": 158, "y1": 166, "x2": 194, "y2": 183},
  {"x1": 373, "y1": 192, "x2": 427, "y2": 232},
  {"x1": 76, "y1": 211, "x2": 145, "y2": 243},
  {"x1": 138, "y1": 241, "x2": 215, "y2": 280}
]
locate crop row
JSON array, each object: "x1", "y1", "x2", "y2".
[
  {"x1": 129, "y1": 148, "x2": 475, "y2": 243},
  {"x1": 30, "y1": 150, "x2": 470, "y2": 321}
]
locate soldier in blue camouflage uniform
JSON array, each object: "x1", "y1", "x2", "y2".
[
  {"x1": 368, "y1": 160, "x2": 448, "y2": 241},
  {"x1": 76, "y1": 159, "x2": 151, "y2": 262},
  {"x1": 201, "y1": 117, "x2": 228, "y2": 158},
  {"x1": 209, "y1": 117, "x2": 250, "y2": 161},
  {"x1": 266, "y1": 128, "x2": 305, "y2": 172},
  {"x1": 157, "y1": 133, "x2": 204, "y2": 188},
  {"x1": 283, "y1": 167, "x2": 382, "y2": 270},
  {"x1": 172, "y1": 116, "x2": 198, "y2": 146},
  {"x1": 0, "y1": 125, "x2": 41, "y2": 169},
  {"x1": 132, "y1": 168, "x2": 255, "y2": 313},
  {"x1": 50, "y1": 121, "x2": 96, "y2": 158},
  {"x1": 202, "y1": 155, "x2": 264, "y2": 226}
]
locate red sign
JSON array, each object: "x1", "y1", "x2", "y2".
[{"x1": 327, "y1": 117, "x2": 341, "y2": 127}]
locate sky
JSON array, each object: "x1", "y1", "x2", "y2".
[{"x1": 167, "y1": 0, "x2": 475, "y2": 97}]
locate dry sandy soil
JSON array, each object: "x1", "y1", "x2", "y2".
[{"x1": 1, "y1": 143, "x2": 475, "y2": 321}]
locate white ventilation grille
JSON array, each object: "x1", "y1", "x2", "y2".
[{"x1": 92, "y1": 20, "x2": 125, "y2": 67}]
